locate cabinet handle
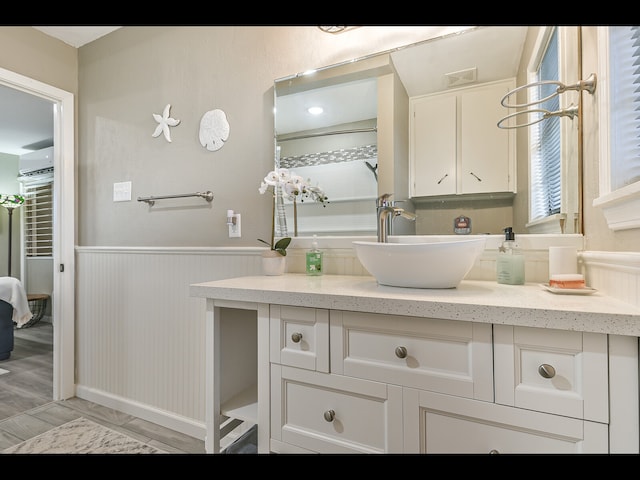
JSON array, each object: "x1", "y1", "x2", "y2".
[
  {"x1": 437, "y1": 173, "x2": 448, "y2": 185},
  {"x1": 469, "y1": 172, "x2": 482, "y2": 182},
  {"x1": 538, "y1": 363, "x2": 556, "y2": 379},
  {"x1": 395, "y1": 346, "x2": 408, "y2": 359},
  {"x1": 489, "y1": 449, "x2": 500, "y2": 454},
  {"x1": 323, "y1": 410, "x2": 335, "y2": 422},
  {"x1": 291, "y1": 332, "x2": 303, "y2": 343}
]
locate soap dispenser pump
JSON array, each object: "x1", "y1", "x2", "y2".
[{"x1": 497, "y1": 227, "x2": 525, "y2": 285}]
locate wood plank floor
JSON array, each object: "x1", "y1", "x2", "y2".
[{"x1": 0, "y1": 322, "x2": 206, "y2": 454}]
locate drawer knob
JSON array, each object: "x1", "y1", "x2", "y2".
[
  {"x1": 489, "y1": 449, "x2": 500, "y2": 454},
  {"x1": 323, "y1": 410, "x2": 335, "y2": 422},
  {"x1": 395, "y1": 346, "x2": 408, "y2": 359},
  {"x1": 538, "y1": 363, "x2": 556, "y2": 379},
  {"x1": 291, "y1": 332, "x2": 303, "y2": 343}
]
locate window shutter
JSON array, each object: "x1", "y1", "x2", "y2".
[
  {"x1": 22, "y1": 178, "x2": 53, "y2": 257},
  {"x1": 609, "y1": 26, "x2": 640, "y2": 190},
  {"x1": 530, "y1": 28, "x2": 562, "y2": 220}
]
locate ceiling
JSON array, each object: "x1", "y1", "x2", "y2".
[{"x1": 32, "y1": 26, "x2": 122, "y2": 48}]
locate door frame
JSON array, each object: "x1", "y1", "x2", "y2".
[{"x1": 0, "y1": 66, "x2": 75, "y2": 400}]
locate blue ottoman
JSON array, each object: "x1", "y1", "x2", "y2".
[{"x1": 0, "y1": 300, "x2": 14, "y2": 361}]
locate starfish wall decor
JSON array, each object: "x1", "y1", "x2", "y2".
[{"x1": 152, "y1": 104, "x2": 180, "y2": 142}]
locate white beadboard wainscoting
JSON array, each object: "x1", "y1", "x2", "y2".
[
  {"x1": 582, "y1": 251, "x2": 640, "y2": 309},
  {"x1": 74, "y1": 237, "x2": 637, "y2": 441}
]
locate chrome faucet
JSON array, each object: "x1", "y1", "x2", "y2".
[{"x1": 376, "y1": 193, "x2": 417, "y2": 242}]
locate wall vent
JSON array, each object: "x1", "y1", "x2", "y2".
[{"x1": 445, "y1": 67, "x2": 478, "y2": 88}]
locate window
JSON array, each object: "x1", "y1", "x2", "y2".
[
  {"x1": 593, "y1": 26, "x2": 640, "y2": 230},
  {"x1": 529, "y1": 27, "x2": 561, "y2": 222},
  {"x1": 20, "y1": 176, "x2": 53, "y2": 257},
  {"x1": 525, "y1": 27, "x2": 580, "y2": 234}
]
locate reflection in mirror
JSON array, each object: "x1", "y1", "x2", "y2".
[
  {"x1": 276, "y1": 73, "x2": 380, "y2": 236},
  {"x1": 274, "y1": 26, "x2": 581, "y2": 236}
]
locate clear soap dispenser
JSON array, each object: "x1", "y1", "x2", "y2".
[
  {"x1": 497, "y1": 227, "x2": 525, "y2": 285},
  {"x1": 306, "y1": 235, "x2": 323, "y2": 276}
]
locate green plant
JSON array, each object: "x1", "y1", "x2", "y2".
[{"x1": 257, "y1": 237, "x2": 291, "y2": 256}]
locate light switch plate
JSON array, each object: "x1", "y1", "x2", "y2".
[
  {"x1": 113, "y1": 181, "x2": 132, "y2": 202},
  {"x1": 229, "y1": 214, "x2": 241, "y2": 238}
]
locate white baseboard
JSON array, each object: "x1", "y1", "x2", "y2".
[{"x1": 75, "y1": 384, "x2": 205, "y2": 440}]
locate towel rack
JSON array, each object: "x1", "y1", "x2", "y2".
[
  {"x1": 500, "y1": 73, "x2": 597, "y2": 109},
  {"x1": 497, "y1": 73, "x2": 597, "y2": 130},
  {"x1": 137, "y1": 190, "x2": 214, "y2": 206},
  {"x1": 497, "y1": 105, "x2": 578, "y2": 130}
]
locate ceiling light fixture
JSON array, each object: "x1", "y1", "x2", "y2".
[
  {"x1": 317, "y1": 26, "x2": 359, "y2": 35},
  {"x1": 307, "y1": 107, "x2": 324, "y2": 115}
]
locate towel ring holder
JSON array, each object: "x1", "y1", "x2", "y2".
[
  {"x1": 501, "y1": 73, "x2": 597, "y2": 109},
  {"x1": 497, "y1": 105, "x2": 579, "y2": 130}
]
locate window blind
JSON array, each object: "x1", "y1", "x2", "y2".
[
  {"x1": 530, "y1": 28, "x2": 562, "y2": 221},
  {"x1": 22, "y1": 178, "x2": 53, "y2": 257},
  {"x1": 609, "y1": 26, "x2": 640, "y2": 191}
]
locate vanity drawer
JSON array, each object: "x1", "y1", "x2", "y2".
[
  {"x1": 493, "y1": 325, "x2": 608, "y2": 423},
  {"x1": 405, "y1": 389, "x2": 608, "y2": 454},
  {"x1": 270, "y1": 365, "x2": 403, "y2": 454},
  {"x1": 330, "y1": 310, "x2": 493, "y2": 401},
  {"x1": 270, "y1": 305, "x2": 329, "y2": 373}
]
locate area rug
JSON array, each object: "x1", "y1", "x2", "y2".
[
  {"x1": 0, "y1": 368, "x2": 9, "y2": 376},
  {"x1": 2, "y1": 417, "x2": 165, "y2": 454}
]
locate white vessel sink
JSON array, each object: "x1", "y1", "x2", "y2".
[{"x1": 353, "y1": 237, "x2": 486, "y2": 289}]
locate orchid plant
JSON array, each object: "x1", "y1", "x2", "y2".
[{"x1": 258, "y1": 168, "x2": 329, "y2": 253}]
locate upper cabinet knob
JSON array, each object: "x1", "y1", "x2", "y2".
[
  {"x1": 291, "y1": 332, "x2": 303, "y2": 343},
  {"x1": 395, "y1": 346, "x2": 408, "y2": 359},
  {"x1": 538, "y1": 363, "x2": 556, "y2": 379}
]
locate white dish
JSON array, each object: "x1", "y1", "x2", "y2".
[{"x1": 540, "y1": 283, "x2": 597, "y2": 295}]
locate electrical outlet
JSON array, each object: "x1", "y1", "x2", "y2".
[
  {"x1": 113, "y1": 181, "x2": 132, "y2": 202},
  {"x1": 229, "y1": 214, "x2": 241, "y2": 238}
]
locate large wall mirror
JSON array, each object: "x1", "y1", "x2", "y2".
[{"x1": 274, "y1": 26, "x2": 582, "y2": 237}]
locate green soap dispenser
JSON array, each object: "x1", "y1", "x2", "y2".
[
  {"x1": 497, "y1": 227, "x2": 525, "y2": 285},
  {"x1": 306, "y1": 235, "x2": 323, "y2": 276}
]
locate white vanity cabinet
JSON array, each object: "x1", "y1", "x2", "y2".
[
  {"x1": 409, "y1": 79, "x2": 516, "y2": 198},
  {"x1": 270, "y1": 308, "x2": 612, "y2": 454},
  {"x1": 190, "y1": 275, "x2": 640, "y2": 454}
]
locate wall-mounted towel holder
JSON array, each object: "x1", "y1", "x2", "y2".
[
  {"x1": 497, "y1": 73, "x2": 597, "y2": 130},
  {"x1": 137, "y1": 190, "x2": 214, "y2": 206}
]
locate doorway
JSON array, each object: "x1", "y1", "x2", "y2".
[{"x1": 0, "y1": 66, "x2": 75, "y2": 400}]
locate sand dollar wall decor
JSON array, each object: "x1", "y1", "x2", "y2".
[{"x1": 199, "y1": 109, "x2": 230, "y2": 152}]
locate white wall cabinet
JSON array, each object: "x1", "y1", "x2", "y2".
[
  {"x1": 409, "y1": 79, "x2": 516, "y2": 198},
  {"x1": 269, "y1": 307, "x2": 614, "y2": 454}
]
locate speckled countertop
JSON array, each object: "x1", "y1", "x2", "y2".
[{"x1": 190, "y1": 274, "x2": 640, "y2": 337}]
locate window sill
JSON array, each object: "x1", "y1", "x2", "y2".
[
  {"x1": 593, "y1": 181, "x2": 640, "y2": 231},
  {"x1": 526, "y1": 213, "x2": 569, "y2": 234}
]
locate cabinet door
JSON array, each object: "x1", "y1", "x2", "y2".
[
  {"x1": 410, "y1": 94, "x2": 457, "y2": 196},
  {"x1": 494, "y1": 325, "x2": 608, "y2": 423},
  {"x1": 270, "y1": 365, "x2": 404, "y2": 454},
  {"x1": 460, "y1": 81, "x2": 514, "y2": 194},
  {"x1": 330, "y1": 311, "x2": 493, "y2": 401},
  {"x1": 270, "y1": 305, "x2": 329, "y2": 373},
  {"x1": 404, "y1": 388, "x2": 608, "y2": 454}
]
